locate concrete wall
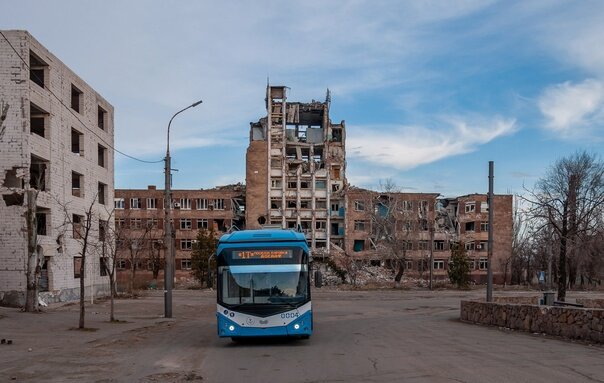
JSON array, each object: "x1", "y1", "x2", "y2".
[
  {"x1": 461, "y1": 300, "x2": 604, "y2": 343},
  {"x1": 0, "y1": 30, "x2": 113, "y2": 303}
]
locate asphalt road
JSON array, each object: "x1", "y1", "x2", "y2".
[{"x1": 1, "y1": 289, "x2": 603, "y2": 382}]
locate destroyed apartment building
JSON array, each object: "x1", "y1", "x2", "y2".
[
  {"x1": 0, "y1": 31, "x2": 114, "y2": 305},
  {"x1": 246, "y1": 86, "x2": 346, "y2": 253}
]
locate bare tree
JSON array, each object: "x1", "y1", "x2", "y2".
[
  {"x1": 98, "y1": 208, "x2": 121, "y2": 322},
  {"x1": 24, "y1": 189, "x2": 42, "y2": 311},
  {"x1": 369, "y1": 179, "x2": 415, "y2": 284},
  {"x1": 56, "y1": 196, "x2": 98, "y2": 328},
  {"x1": 523, "y1": 151, "x2": 604, "y2": 301},
  {"x1": 118, "y1": 217, "x2": 154, "y2": 294}
]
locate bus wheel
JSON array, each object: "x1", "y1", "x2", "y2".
[
  {"x1": 300, "y1": 335, "x2": 310, "y2": 340},
  {"x1": 231, "y1": 337, "x2": 242, "y2": 342}
]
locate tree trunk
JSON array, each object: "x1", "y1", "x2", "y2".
[
  {"x1": 110, "y1": 275, "x2": 115, "y2": 322},
  {"x1": 394, "y1": 260, "x2": 404, "y2": 283},
  {"x1": 558, "y1": 235, "x2": 567, "y2": 302},
  {"x1": 24, "y1": 189, "x2": 40, "y2": 312},
  {"x1": 79, "y1": 252, "x2": 86, "y2": 328}
]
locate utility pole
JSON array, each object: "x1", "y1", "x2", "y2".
[
  {"x1": 429, "y1": 225, "x2": 434, "y2": 291},
  {"x1": 487, "y1": 161, "x2": 494, "y2": 302},
  {"x1": 164, "y1": 100, "x2": 202, "y2": 318}
]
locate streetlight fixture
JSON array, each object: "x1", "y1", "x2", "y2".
[{"x1": 164, "y1": 99, "x2": 202, "y2": 318}]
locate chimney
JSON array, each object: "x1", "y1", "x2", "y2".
[{"x1": 148, "y1": 185, "x2": 156, "y2": 190}]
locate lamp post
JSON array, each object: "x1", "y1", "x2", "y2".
[{"x1": 164, "y1": 100, "x2": 202, "y2": 318}]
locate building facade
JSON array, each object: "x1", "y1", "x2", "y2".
[
  {"x1": 245, "y1": 85, "x2": 346, "y2": 253},
  {"x1": 0, "y1": 31, "x2": 114, "y2": 305},
  {"x1": 114, "y1": 185, "x2": 244, "y2": 276}
]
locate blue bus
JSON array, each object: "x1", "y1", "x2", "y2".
[{"x1": 215, "y1": 229, "x2": 312, "y2": 340}]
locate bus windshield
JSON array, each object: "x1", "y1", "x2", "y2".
[{"x1": 219, "y1": 264, "x2": 308, "y2": 306}]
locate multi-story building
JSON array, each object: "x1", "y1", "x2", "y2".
[
  {"x1": 245, "y1": 85, "x2": 346, "y2": 253},
  {"x1": 344, "y1": 188, "x2": 513, "y2": 283},
  {"x1": 114, "y1": 185, "x2": 244, "y2": 276},
  {"x1": 0, "y1": 31, "x2": 114, "y2": 305}
]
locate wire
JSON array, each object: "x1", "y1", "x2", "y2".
[{"x1": 0, "y1": 31, "x2": 164, "y2": 164}]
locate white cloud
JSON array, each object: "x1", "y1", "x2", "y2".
[
  {"x1": 538, "y1": 79, "x2": 604, "y2": 134},
  {"x1": 347, "y1": 116, "x2": 516, "y2": 170}
]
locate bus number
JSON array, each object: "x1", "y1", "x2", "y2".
[{"x1": 281, "y1": 312, "x2": 299, "y2": 319}]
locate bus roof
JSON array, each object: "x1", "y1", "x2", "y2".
[{"x1": 218, "y1": 229, "x2": 306, "y2": 244}]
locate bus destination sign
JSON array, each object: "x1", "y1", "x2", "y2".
[{"x1": 232, "y1": 249, "x2": 293, "y2": 260}]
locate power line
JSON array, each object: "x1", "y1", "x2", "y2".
[{"x1": 0, "y1": 31, "x2": 164, "y2": 164}]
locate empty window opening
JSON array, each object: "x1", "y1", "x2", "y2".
[
  {"x1": 331, "y1": 183, "x2": 341, "y2": 192},
  {"x1": 312, "y1": 148, "x2": 323, "y2": 163},
  {"x1": 286, "y1": 147, "x2": 297, "y2": 160},
  {"x1": 97, "y1": 182, "x2": 107, "y2": 205},
  {"x1": 434, "y1": 240, "x2": 445, "y2": 251},
  {"x1": 354, "y1": 200, "x2": 365, "y2": 211},
  {"x1": 286, "y1": 200, "x2": 296, "y2": 209},
  {"x1": 465, "y1": 221, "x2": 475, "y2": 232},
  {"x1": 271, "y1": 179, "x2": 282, "y2": 189},
  {"x1": 72, "y1": 214, "x2": 83, "y2": 239},
  {"x1": 354, "y1": 220, "x2": 366, "y2": 231},
  {"x1": 36, "y1": 210, "x2": 48, "y2": 236},
  {"x1": 71, "y1": 128, "x2": 83, "y2": 155},
  {"x1": 30, "y1": 103, "x2": 48, "y2": 138},
  {"x1": 331, "y1": 128, "x2": 342, "y2": 142},
  {"x1": 30, "y1": 155, "x2": 48, "y2": 191},
  {"x1": 287, "y1": 221, "x2": 297, "y2": 229},
  {"x1": 71, "y1": 85, "x2": 83, "y2": 113},
  {"x1": 74, "y1": 257, "x2": 82, "y2": 278},
  {"x1": 29, "y1": 51, "x2": 48, "y2": 88},
  {"x1": 287, "y1": 181, "x2": 297, "y2": 189},
  {"x1": 300, "y1": 200, "x2": 310, "y2": 209},
  {"x1": 353, "y1": 240, "x2": 365, "y2": 252},
  {"x1": 98, "y1": 106, "x2": 107, "y2": 130},
  {"x1": 271, "y1": 157, "x2": 282, "y2": 168},
  {"x1": 98, "y1": 144, "x2": 107, "y2": 167},
  {"x1": 301, "y1": 148, "x2": 310, "y2": 161},
  {"x1": 330, "y1": 223, "x2": 340, "y2": 236},
  {"x1": 300, "y1": 180, "x2": 310, "y2": 189},
  {"x1": 315, "y1": 221, "x2": 326, "y2": 230},
  {"x1": 315, "y1": 240, "x2": 326, "y2": 248},
  {"x1": 271, "y1": 199, "x2": 282, "y2": 209},
  {"x1": 71, "y1": 172, "x2": 83, "y2": 197},
  {"x1": 315, "y1": 199, "x2": 327, "y2": 209},
  {"x1": 332, "y1": 166, "x2": 341, "y2": 180}
]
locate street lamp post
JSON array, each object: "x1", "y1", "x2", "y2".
[{"x1": 164, "y1": 100, "x2": 202, "y2": 318}]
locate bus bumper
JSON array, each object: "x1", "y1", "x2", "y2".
[{"x1": 217, "y1": 311, "x2": 312, "y2": 338}]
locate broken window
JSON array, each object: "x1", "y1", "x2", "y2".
[
  {"x1": 197, "y1": 219, "x2": 208, "y2": 229},
  {"x1": 331, "y1": 223, "x2": 339, "y2": 236},
  {"x1": 418, "y1": 241, "x2": 429, "y2": 251},
  {"x1": 301, "y1": 148, "x2": 310, "y2": 161},
  {"x1": 270, "y1": 198, "x2": 282, "y2": 209},
  {"x1": 286, "y1": 200, "x2": 296, "y2": 209},
  {"x1": 97, "y1": 182, "x2": 106, "y2": 205},
  {"x1": 354, "y1": 200, "x2": 365, "y2": 211},
  {"x1": 354, "y1": 220, "x2": 366, "y2": 231},
  {"x1": 465, "y1": 221, "x2": 475, "y2": 232},
  {"x1": 465, "y1": 202, "x2": 476, "y2": 213},
  {"x1": 71, "y1": 84, "x2": 83, "y2": 113},
  {"x1": 30, "y1": 103, "x2": 49, "y2": 138},
  {"x1": 29, "y1": 51, "x2": 48, "y2": 88},
  {"x1": 300, "y1": 200, "x2": 310, "y2": 209},
  {"x1": 71, "y1": 172, "x2": 83, "y2": 197},
  {"x1": 114, "y1": 198, "x2": 124, "y2": 209},
  {"x1": 300, "y1": 220, "x2": 311, "y2": 232},
  {"x1": 287, "y1": 181, "x2": 297, "y2": 189},
  {"x1": 312, "y1": 148, "x2": 323, "y2": 163},
  {"x1": 30, "y1": 155, "x2": 48, "y2": 191},
  {"x1": 98, "y1": 145, "x2": 107, "y2": 167},
  {"x1": 331, "y1": 183, "x2": 341, "y2": 192},
  {"x1": 71, "y1": 128, "x2": 84, "y2": 155},
  {"x1": 286, "y1": 147, "x2": 297, "y2": 160},
  {"x1": 271, "y1": 179, "x2": 282, "y2": 189},
  {"x1": 287, "y1": 221, "x2": 297, "y2": 229},
  {"x1": 419, "y1": 219, "x2": 429, "y2": 231},
  {"x1": 180, "y1": 219, "x2": 192, "y2": 230},
  {"x1": 98, "y1": 106, "x2": 107, "y2": 130},
  {"x1": 213, "y1": 199, "x2": 224, "y2": 210},
  {"x1": 315, "y1": 199, "x2": 327, "y2": 209},
  {"x1": 300, "y1": 180, "x2": 310, "y2": 189},
  {"x1": 315, "y1": 221, "x2": 326, "y2": 230},
  {"x1": 434, "y1": 240, "x2": 445, "y2": 251}
]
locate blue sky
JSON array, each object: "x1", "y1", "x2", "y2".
[{"x1": 3, "y1": 1, "x2": 604, "y2": 197}]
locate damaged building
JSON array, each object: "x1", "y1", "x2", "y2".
[
  {"x1": 246, "y1": 85, "x2": 346, "y2": 253},
  {"x1": 0, "y1": 31, "x2": 114, "y2": 305},
  {"x1": 113, "y1": 184, "x2": 245, "y2": 281}
]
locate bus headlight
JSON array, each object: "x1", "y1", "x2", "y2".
[
  {"x1": 294, "y1": 324, "x2": 300, "y2": 330},
  {"x1": 229, "y1": 325, "x2": 235, "y2": 331}
]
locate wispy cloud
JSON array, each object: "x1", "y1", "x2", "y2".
[
  {"x1": 538, "y1": 79, "x2": 604, "y2": 136},
  {"x1": 347, "y1": 115, "x2": 516, "y2": 170}
]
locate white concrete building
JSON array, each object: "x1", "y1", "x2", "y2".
[{"x1": 0, "y1": 30, "x2": 114, "y2": 305}]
